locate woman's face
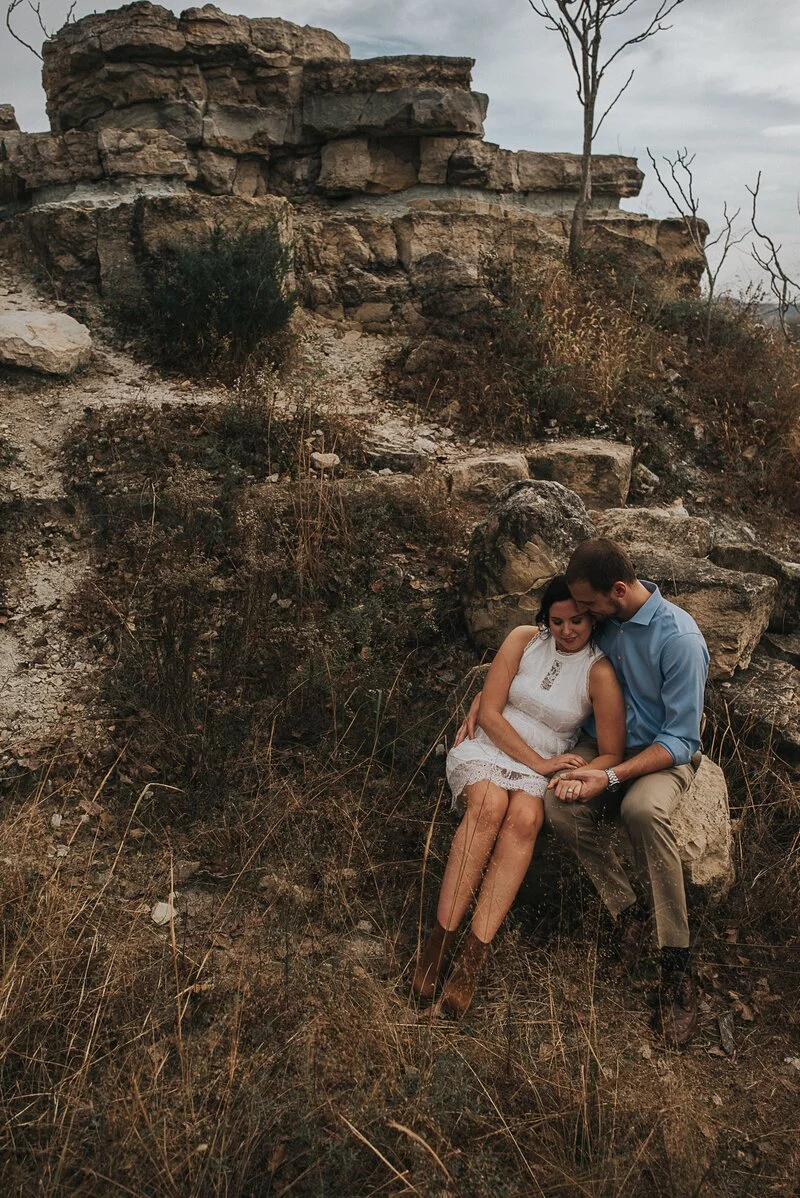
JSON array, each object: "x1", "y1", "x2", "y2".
[{"x1": 547, "y1": 598, "x2": 593, "y2": 653}]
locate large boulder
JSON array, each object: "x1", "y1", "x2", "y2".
[
  {"x1": 42, "y1": 3, "x2": 349, "y2": 135},
  {"x1": 709, "y1": 543, "x2": 800, "y2": 632},
  {"x1": 464, "y1": 480, "x2": 595, "y2": 648},
  {"x1": 592, "y1": 506, "x2": 711, "y2": 559},
  {"x1": 0, "y1": 310, "x2": 92, "y2": 375},
  {"x1": 761, "y1": 630, "x2": 800, "y2": 667},
  {"x1": 634, "y1": 552, "x2": 776, "y2": 681},
  {"x1": 527, "y1": 440, "x2": 633, "y2": 509},
  {"x1": 605, "y1": 757, "x2": 733, "y2": 900},
  {"x1": 447, "y1": 453, "x2": 530, "y2": 501},
  {"x1": 669, "y1": 757, "x2": 734, "y2": 897},
  {"x1": 714, "y1": 651, "x2": 800, "y2": 764}
]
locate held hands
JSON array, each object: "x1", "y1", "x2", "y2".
[{"x1": 548, "y1": 768, "x2": 609, "y2": 803}]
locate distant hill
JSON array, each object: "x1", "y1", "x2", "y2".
[{"x1": 754, "y1": 301, "x2": 800, "y2": 337}]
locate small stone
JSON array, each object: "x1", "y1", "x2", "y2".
[
  {"x1": 310, "y1": 451, "x2": 340, "y2": 471},
  {"x1": 151, "y1": 899, "x2": 176, "y2": 926}
]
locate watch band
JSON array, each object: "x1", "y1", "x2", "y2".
[{"x1": 604, "y1": 767, "x2": 622, "y2": 792}]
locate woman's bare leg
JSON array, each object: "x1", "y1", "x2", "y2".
[
  {"x1": 436, "y1": 780, "x2": 509, "y2": 932},
  {"x1": 470, "y1": 791, "x2": 544, "y2": 943}
]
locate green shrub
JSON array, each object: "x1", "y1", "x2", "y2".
[{"x1": 133, "y1": 221, "x2": 297, "y2": 379}]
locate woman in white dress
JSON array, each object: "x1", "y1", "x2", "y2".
[{"x1": 412, "y1": 575, "x2": 625, "y2": 1016}]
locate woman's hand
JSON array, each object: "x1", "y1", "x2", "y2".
[
  {"x1": 454, "y1": 692, "x2": 482, "y2": 746},
  {"x1": 537, "y1": 753, "x2": 586, "y2": 777},
  {"x1": 549, "y1": 775, "x2": 586, "y2": 802}
]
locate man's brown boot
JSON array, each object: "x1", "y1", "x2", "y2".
[
  {"x1": 439, "y1": 932, "x2": 489, "y2": 1018},
  {"x1": 411, "y1": 922, "x2": 459, "y2": 1001},
  {"x1": 655, "y1": 968, "x2": 698, "y2": 1048}
]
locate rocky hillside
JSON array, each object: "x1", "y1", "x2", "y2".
[{"x1": 0, "y1": 5, "x2": 799, "y2": 1196}]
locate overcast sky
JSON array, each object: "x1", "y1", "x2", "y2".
[{"x1": 3, "y1": 0, "x2": 800, "y2": 291}]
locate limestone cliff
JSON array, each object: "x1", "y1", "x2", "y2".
[{"x1": 0, "y1": 2, "x2": 703, "y2": 324}]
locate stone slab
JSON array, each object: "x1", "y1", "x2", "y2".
[
  {"x1": 592, "y1": 506, "x2": 711, "y2": 559},
  {"x1": 528, "y1": 440, "x2": 633, "y2": 509},
  {"x1": 634, "y1": 551, "x2": 777, "y2": 681},
  {"x1": 0, "y1": 309, "x2": 92, "y2": 375}
]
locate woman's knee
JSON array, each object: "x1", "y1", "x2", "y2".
[
  {"x1": 505, "y1": 794, "x2": 544, "y2": 841},
  {"x1": 464, "y1": 783, "x2": 509, "y2": 831}
]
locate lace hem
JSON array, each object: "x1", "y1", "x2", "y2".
[{"x1": 448, "y1": 760, "x2": 547, "y2": 808}]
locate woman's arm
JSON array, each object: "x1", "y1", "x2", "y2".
[
  {"x1": 586, "y1": 657, "x2": 626, "y2": 769},
  {"x1": 476, "y1": 627, "x2": 585, "y2": 776}
]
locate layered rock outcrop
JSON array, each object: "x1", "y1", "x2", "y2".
[
  {"x1": 0, "y1": 3, "x2": 704, "y2": 324},
  {"x1": 462, "y1": 471, "x2": 781, "y2": 684}
]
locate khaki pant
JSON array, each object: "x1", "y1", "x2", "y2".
[{"x1": 543, "y1": 740, "x2": 699, "y2": 949}]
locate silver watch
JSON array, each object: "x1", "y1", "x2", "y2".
[{"x1": 604, "y1": 767, "x2": 622, "y2": 793}]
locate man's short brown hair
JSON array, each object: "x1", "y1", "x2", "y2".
[{"x1": 565, "y1": 538, "x2": 636, "y2": 593}]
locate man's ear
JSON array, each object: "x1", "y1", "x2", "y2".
[{"x1": 610, "y1": 581, "x2": 628, "y2": 600}]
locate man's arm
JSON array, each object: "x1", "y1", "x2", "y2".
[{"x1": 551, "y1": 632, "x2": 708, "y2": 802}]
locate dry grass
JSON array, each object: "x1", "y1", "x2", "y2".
[
  {"x1": 2, "y1": 735, "x2": 799, "y2": 1195},
  {"x1": 390, "y1": 254, "x2": 800, "y2": 513},
  {"x1": 2, "y1": 359, "x2": 797, "y2": 1194}
]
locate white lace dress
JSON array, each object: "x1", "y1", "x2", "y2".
[{"x1": 446, "y1": 633, "x2": 604, "y2": 806}]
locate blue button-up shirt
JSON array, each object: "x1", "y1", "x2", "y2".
[{"x1": 584, "y1": 583, "x2": 709, "y2": 765}]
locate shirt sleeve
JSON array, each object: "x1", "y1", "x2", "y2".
[{"x1": 653, "y1": 632, "x2": 710, "y2": 765}]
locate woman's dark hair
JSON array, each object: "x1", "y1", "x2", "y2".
[
  {"x1": 535, "y1": 574, "x2": 574, "y2": 627},
  {"x1": 535, "y1": 574, "x2": 595, "y2": 645}
]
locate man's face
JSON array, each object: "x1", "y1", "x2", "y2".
[{"x1": 567, "y1": 578, "x2": 627, "y2": 620}]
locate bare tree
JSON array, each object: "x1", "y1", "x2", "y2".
[
  {"x1": 747, "y1": 173, "x2": 800, "y2": 342},
  {"x1": 5, "y1": 0, "x2": 75, "y2": 60},
  {"x1": 526, "y1": 0, "x2": 688, "y2": 262},
  {"x1": 647, "y1": 147, "x2": 746, "y2": 344}
]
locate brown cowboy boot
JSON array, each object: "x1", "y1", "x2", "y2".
[
  {"x1": 439, "y1": 932, "x2": 490, "y2": 1018},
  {"x1": 654, "y1": 956, "x2": 698, "y2": 1048},
  {"x1": 411, "y1": 921, "x2": 459, "y2": 1001}
]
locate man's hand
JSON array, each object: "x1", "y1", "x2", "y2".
[
  {"x1": 548, "y1": 767, "x2": 608, "y2": 802},
  {"x1": 454, "y1": 692, "x2": 481, "y2": 746}
]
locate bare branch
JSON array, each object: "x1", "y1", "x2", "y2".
[
  {"x1": 592, "y1": 68, "x2": 634, "y2": 137},
  {"x1": 4, "y1": 0, "x2": 76, "y2": 58},
  {"x1": 528, "y1": 1, "x2": 689, "y2": 261},
  {"x1": 746, "y1": 172, "x2": 800, "y2": 340},
  {"x1": 5, "y1": 0, "x2": 43, "y2": 59},
  {"x1": 648, "y1": 147, "x2": 750, "y2": 344}
]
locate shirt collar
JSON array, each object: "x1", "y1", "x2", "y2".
[{"x1": 625, "y1": 581, "x2": 661, "y2": 626}]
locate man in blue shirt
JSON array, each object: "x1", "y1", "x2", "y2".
[{"x1": 547, "y1": 538, "x2": 710, "y2": 1047}]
